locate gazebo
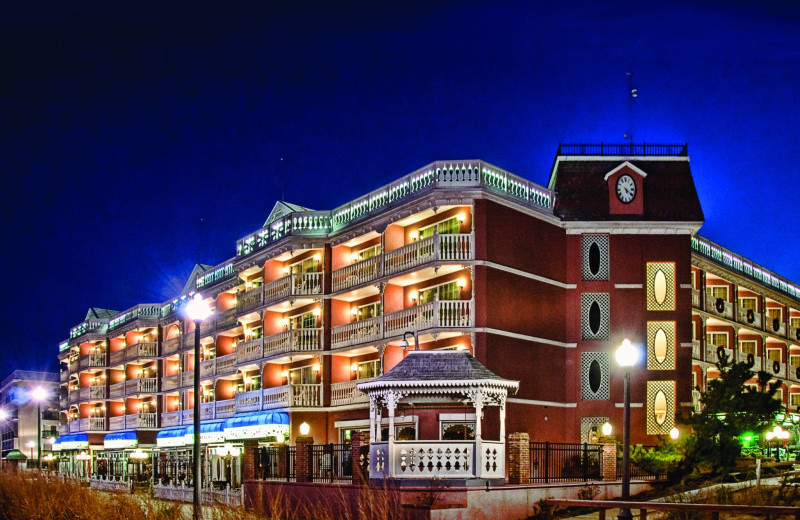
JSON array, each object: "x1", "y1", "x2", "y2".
[{"x1": 357, "y1": 349, "x2": 518, "y2": 485}]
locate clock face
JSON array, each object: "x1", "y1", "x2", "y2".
[{"x1": 616, "y1": 174, "x2": 636, "y2": 204}]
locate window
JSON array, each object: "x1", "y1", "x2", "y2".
[
  {"x1": 355, "y1": 245, "x2": 381, "y2": 261},
  {"x1": 249, "y1": 326, "x2": 262, "y2": 340},
  {"x1": 767, "y1": 307, "x2": 783, "y2": 320},
  {"x1": 706, "y1": 332, "x2": 728, "y2": 349},
  {"x1": 356, "y1": 360, "x2": 380, "y2": 380},
  {"x1": 790, "y1": 355, "x2": 800, "y2": 368},
  {"x1": 739, "y1": 340, "x2": 756, "y2": 356},
  {"x1": 418, "y1": 281, "x2": 460, "y2": 303},
  {"x1": 766, "y1": 349, "x2": 782, "y2": 362},
  {"x1": 706, "y1": 286, "x2": 728, "y2": 300},
  {"x1": 790, "y1": 317, "x2": 800, "y2": 330},
  {"x1": 355, "y1": 303, "x2": 381, "y2": 321},
  {"x1": 289, "y1": 366, "x2": 315, "y2": 385},
  {"x1": 739, "y1": 298, "x2": 757, "y2": 311},
  {"x1": 791, "y1": 393, "x2": 800, "y2": 408},
  {"x1": 289, "y1": 312, "x2": 316, "y2": 329},
  {"x1": 395, "y1": 426, "x2": 416, "y2": 441},
  {"x1": 419, "y1": 217, "x2": 459, "y2": 240},
  {"x1": 440, "y1": 422, "x2": 475, "y2": 440},
  {"x1": 774, "y1": 388, "x2": 784, "y2": 402},
  {"x1": 581, "y1": 235, "x2": 609, "y2": 281},
  {"x1": 289, "y1": 256, "x2": 319, "y2": 274}
]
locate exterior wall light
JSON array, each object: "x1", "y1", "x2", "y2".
[
  {"x1": 351, "y1": 363, "x2": 358, "y2": 372},
  {"x1": 312, "y1": 308, "x2": 321, "y2": 317},
  {"x1": 601, "y1": 422, "x2": 613, "y2": 436},
  {"x1": 409, "y1": 231, "x2": 418, "y2": 241},
  {"x1": 457, "y1": 212, "x2": 466, "y2": 222},
  {"x1": 457, "y1": 278, "x2": 467, "y2": 288},
  {"x1": 312, "y1": 363, "x2": 320, "y2": 372},
  {"x1": 669, "y1": 427, "x2": 680, "y2": 440},
  {"x1": 299, "y1": 422, "x2": 310, "y2": 436}
]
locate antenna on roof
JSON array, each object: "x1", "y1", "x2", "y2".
[{"x1": 624, "y1": 71, "x2": 637, "y2": 147}]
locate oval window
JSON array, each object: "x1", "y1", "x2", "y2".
[
  {"x1": 654, "y1": 391, "x2": 667, "y2": 425},
  {"x1": 588, "y1": 243, "x2": 601, "y2": 276},
  {"x1": 589, "y1": 301, "x2": 601, "y2": 334},
  {"x1": 588, "y1": 360, "x2": 601, "y2": 393},
  {"x1": 654, "y1": 270, "x2": 667, "y2": 304},
  {"x1": 654, "y1": 329, "x2": 668, "y2": 364}
]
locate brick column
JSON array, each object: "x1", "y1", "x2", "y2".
[
  {"x1": 295, "y1": 435, "x2": 314, "y2": 483},
  {"x1": 601, "y1": 438, "x2": 617, "y2": 481},
  {"x1": 242, "y1": 440, "x2": 258, "y2": 481},
  {"x1": 506, "y1": 432, "x2": 529, "y2": 484}
]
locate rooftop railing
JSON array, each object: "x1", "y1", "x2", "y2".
[{"x1": 557, "y1": 142, "x2": 688, "y2": 156}]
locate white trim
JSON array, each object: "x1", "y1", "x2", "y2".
[
  {"x1": 439, "y1": 413, "x2": 477, "y2": 422},
  {"x1": 614, "y1": 284, "x2": 642, "y2": 289},
  {"x1": 507, "y1": 398, "x2": 577, "y2": 408},
  {"x1": 679, "y1": 402, "x2": 694, "y2": 407},
  {"x1": 614, "y1": 402, "x2": 644, "y2": 408},
  {"x1": 564, "y1": 222, "x2": 702, "y2": 235},
  {"x1": 334, "y1": 417, "x2": 417, "y2": 429},
  {"x1": 680, "y1": 342, "x2": 693, "y2": 348},
  {"x1": 680, "y1": 284, "x2": 693, "y2": 289},
  {"x1": 602, "y1": 161, "x2": 649, "y2": 181},
  {"x1": 481, "y1": 261, "x2": 576, "y2": 289},
  {"x1": 482, "y1": 327, "x2": 577, "y2": 348}
]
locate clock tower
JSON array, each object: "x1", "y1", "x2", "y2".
[{"x1": 604, "y1": 161, "x2": 647, "y2": 215}]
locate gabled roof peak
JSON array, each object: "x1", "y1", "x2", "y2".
[
  {"x1": 264, "y1": 201, "x2": 315, "y2": 227},
  {"x1": 85, "y1": 308, "x2": 117, "y2": 321}
]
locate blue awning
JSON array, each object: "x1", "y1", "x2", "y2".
[
  {"x1": 54, "y1": 433, "x2": 89, "y2": 451},
  {"x1": 157, "y1": 426, "x2": 187, "y2": 448},
  {"x1": 224, "y1": 411, "x2": 289, "y2": 430},
  {"x1": 183, "y1": 420, "x2": 226, "y2": 436},
  {"x1": 104, "y1": 430, "x2": 138, "y2": 449}
]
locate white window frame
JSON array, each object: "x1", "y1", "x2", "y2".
[
  {"x1": 774, "y1": 387, "x2": 784, "y2": 403},
  {"x1": 766, "y1": 348, "x2": 782, "y2": 363},
  {"x1": 355, "y1": 302, "x2": 381, "y2": 321},
  {"x1": 766, "y1": 307, "x2": 783, "y2": 320},
  {"x1": 739, "y1": 340, "x2": 757, "y2": 356},
  {"x1": 288, "y1": 365, "x2": 315, "y2": 385},
  {"x1": 790, "y1": 355, "x2": 800, "y2": 368},
  {"x1": 438, "y1": 413, "x2": 477, "y2": 440},
  {"x1": 739, "y1": 297, "x2": 757, "y2": 311},
  {"x1": 288, "y1": 255, "x2": 320, "y2": 274},
  {"x1": 791, "y1": 393, "x2": 800, "y2": 408},
  {"x1": 706, "y1": 286, "x2": 728, "y2": 300},
  {"x1": 419, "y1": 216, "x2": 460, "y2": 240},
  {"x1": 356, "y1": 359, "x2": 380, "y2": 380},
  {"x1": 706, "y1": 332, "x2": 729, "y2": 349},
  {"x1": 288, "y1": 311, "x2": 316, "y2": 329},
  {"x1": 355, "y1": 244, "x2": 381, "y2": 262}
]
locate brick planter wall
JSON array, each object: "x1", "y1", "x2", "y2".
[{"x1": 507, "y1": 432, "x2": 529, "y2": 484}]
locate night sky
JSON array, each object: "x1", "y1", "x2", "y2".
[{"x1": 2, "y1": 1, "x2": 799, "y2": 373}]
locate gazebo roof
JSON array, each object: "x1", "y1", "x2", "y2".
[{"x1": 357, "y1": 350, "x2": 518, "y2": 392}]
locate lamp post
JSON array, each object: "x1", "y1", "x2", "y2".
[
  {"x1": 32, "y1": 387, "x2": 47, "y2": 470},
  {"x1": 615, "y1": 338, "x2": 639, "y2": 520},
  {"x1": 186, "y1": 293, "x2": 211, "y2": 520},
  {"x1": 0, "y1": 409, "x2": 7, "y2": 468}
]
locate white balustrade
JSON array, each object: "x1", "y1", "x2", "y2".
[
  {"x1": 79, "y1": 387, "x2": 90, "y2": 401},
  {"x1": 161, "y1": 411, "x2": 182, "y2": 427},
  {"x1": 262, "y1": 386, "x2": 290, "y2": 409},
  {"x1": 109, "y1": 416, "x2": 126, "y2": 431},
  {"x1": 437, "y1": 299, "x2": 473, "y2": 327},
  {"x1": 384, "y1": 302, "x2": 434, "y2": 335},
  {"x1": 737, "y1": 307, "x2": 762, "y2": 328},
  {"x1": 263, "y1": 328, "x2": 322, "y2": 357},
  {"x1": 215, "y1": 353, "x2": 237, "y2": 375},
  {"x1": 236, "y1": 338, "x2": 263, "y2": 364},
  {"x1": 91, "y1": 479, "x2": 130, "y2": 493},
  {"x1": 182, "y1": 372, "x2": 195, "y2": 388},
  {"x1": 162, "y1": 373, "x2": 182, "y2": 391},
  {"x1": 706, "y1": 295, "x2": 734, "y2": 319},
  {"x1": 126, "y1": 413, "x2": 156, "y2": 429},
  {"x1": 109, "y1": 350, "x2": 125, "y2": 367},
  {"x1": 216, "y1": 309, "x2": 237, "y2": 330},
  {"x1": 291, "y1": 383, "x2": 322, "y2": 407},
  {"x1": 162, "y1": 337, "x2": 181, "y2": 355},
  {"x1": 69, "y1": 421, "x2": 80, "y2": 433},
  {"x1": 439, "y1": 233, "x2": 473, "y2": 261},
  {"x1": 237, "y1": 286, "x2": 264, "y2": 313},
  {"x1": 385, "y1": 236, "x2": 435, "y2": 275},
  {"x1": 89, "y1": 386, "x2": 106, "y2": 399},
  {"x1": 109, "y1": 382, "x2": 125, "y2": 399},
  {"x1": 263, "y1": 276, "x2": 292, "y2": 303},
  {"x1": 235, "y1": 389, "x2": 262, "y2": 412},
  {"x1": 692, "y1": 390, "x2": 702, "y2": 412},
  {"x1": 126, "y1": 378, "x2": 156, "y2": 395},
  {"x1": 201, "y1": 402, "x2": 215, "y2": 420},
  {"x1": 691, "y1": 289, "x2": 700, "y2": 308},
  {"x1": 79, "y1": 417, "x2": 105, "y2": 431},
  {"x1": 291, "y1": 272, "x2": 323, "y2": 296},
  {"x1": 369, "y1": 440, "x2": 504, "y2": 480},
  {"x1": 330, "y1": 379, "x2": 373, "y2": 406},
  {"x1": 200, "y1": 359, "x2": 216, "y2": 378},
  {"x1": 332, "y1": 317, "x2": 382, "y2": 349},
  {"x1": 331, "y1": 255, "x2": 381, "y2": 292},
  {"x1": 215, "y1": 399, "x2": 236, "y2": 418},
  {"x1": 127, "y1": 342, "x2": 157, "y2": 360},
  {"x1": 181, "y1": 409, "x2": 194, "y2": 423},
  {"x1": 692, "y1": 340, "x2": 701, "y2": 360}
]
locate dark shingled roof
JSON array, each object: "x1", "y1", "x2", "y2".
[
  {"x1": 551, "y1": 160, "x2": 704, "y2": 222},
  {"x1": 85, "y1": 308, "x2": 117, "y2": 320},
  {"x1": 378, "y1": 350, "x2": 507, "y2": 382}
]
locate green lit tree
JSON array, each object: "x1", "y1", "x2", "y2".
[{"x1": 680, "y1": 351, "x2": 783, "y2": 477}]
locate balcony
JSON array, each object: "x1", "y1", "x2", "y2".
[
  {"x1": 235, "y1": 389, "x2": 262, "y2": 413},
  {"x1": 263, "y1": 328, "x2": 323, "y2": 358},
  {"x1": 109, "y1": 416, "x2": 126, "y2": 431},
  {"x1": 125, "y1": 413, "x2": 157, "y2": 429},
  {"x1": 201, "y1": 402, "x2": 215, "y2": 420},
  {"x1": 692, "y1": 390, "x2": 701, "y2": 413},
  {"x1": 68, "y1": 360, "x2": 78, "y2": 373},
  {"x1": 59, "y1": 396, "x2": 68, "y2": 408},
  {"x1": 766, "y1": 317, "x2": 786, "y2": 336},
  {"x1": 110, "y1": 382, "x2": 125, "y2": 399},
  {"x1": 691, "y1": 289, "x2": 700, "y2": 308},
  {"x1": 163, "y1": 337, "x2": 181, "y2": 355},
  {"x1": 79, "y1": 353, "x2": 106, "y2": 369},
  {"x1": 216, "y1": 309, "x2": 238, "y2": 331},
  {"x1": 332, "y1": 317, "x2": 382, "y2": 350},
  {"x1": 161, "y1": 373, "x2": 182, "y2": 392},
  {"x1": 124, "y1": 378, "x2": 157, "y2": 396},
  {"x1": 369, "y1": 440, "x2": 504, "y2": 480},
  {"x1": 60, "y1": 370, "x2": 69, "y2": 382},
  {"x1": 736, "y1": 308, "x2": 762, "y2": 329},
  {"x1": 78, "y1": 417, "x2": 106, "y2": 432},
  {"x1": 236, "y1": 338, "x2": 264, "y2": 365},
  {"x1": 384, "y1": 233, "x2": 474, "y2": 278},
  {"x1": 739, "y1": 352, "x2": 762, "y2": 371},
  {"x1": 263, "y1": 272, "x2": 324, "y2": 304},
  {"x1": 767, "y1": 360, "x2": 787, "y2": 378},
  {"x1": 692, "y1": 340, "x2": 701, "y2": 360},
  {"x1": 705, "y1": 295, "x2": 734, "y2": 320},
  {"x1": 69, "y1": 421, "x2": 80, "y2": 433},
  {"x1": 161, "y1": 410, "x2": 182, "y2": 427},
  {"x1": 181, "y1": 409, "x2": 193, "y2": 424},
  {"x1": 331, "y1": 378, "x2": 374, "y2": 406},
  {"x1": 125, "y1": 342, "x2": 158, "y2": 361},
  {"x1": 182, "y1": 371, "x2": 194, "y2": 388},
  {"x1": 215, "y1": 399, "x2": 236, "y2": 419},
  {"x1": 263, "y1": 384, "x2": 322, "y2": 409},
  {"x1": 332, "y1": 255, "x2": 381, "y2": 293},
  {"x1": 199, "y1": 353, "x2": 238, "y2": 379},
  {"x1": 59, "y1": 424, "x2": 69, "y2": 436},
  {"x1": 109, "y1": 350, "x2": 125, "y2": 367},
  {"x1": 69, "y1": 391, "x2": 80, "y2": 404},
  {"x1": 237, "y1": 286, "x2": 264, "y2": 314},
  {"x1": 384, "y1": 299, "x2": 474, "y2": 335}
]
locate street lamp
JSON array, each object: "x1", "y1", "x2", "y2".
[
  {"x1": 185, "y1": 293, "x2": 211, "y2": 520},
  {"x1": 32, "y1": 386, "x2": 47, "y2": 470},
  {"x1": 615, "y1": 338, "x2": 639, "y2": 520},
  {"x1": 27, "y1": 441, "x2": 35, "y2": 464},
  {"x1": 400, "y1": 331, "x2": 419, "y2": 351},
  {"x1": 0, "y1": 409, "x2": 7, "y2": 468}
]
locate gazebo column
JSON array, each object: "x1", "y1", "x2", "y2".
[
  {"x1": 387, "y1": 392, "x2": 397, "y2": 478},
  {"x1": 499, "y1": 399, "x2": 507, "y2": 440},
  {"x1": 474, "y1": 390, "x2": 483, "y2": 478}
]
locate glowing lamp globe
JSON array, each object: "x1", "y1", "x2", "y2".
[
  {"x1": 32, "y1": 387, "x2": 47, "y2": 401},
  {"x1": 601, "y1": 422, "x2": 613, "y2": 436},
  {"x1": 615, "y1": 339, "x2": 639, "y2": 368},
  {"x1": 299, "y1": 422, "x2": 310, "y2": 436},
  {"x1": 0, "y1": 409, "x2": 7, "y2": 420},
  {"x1": 186, "y1": 294, "x2": 211, "y2": 322},
  {"x1": 669, "y1": 427, "x2": 679, "y2": 440}
]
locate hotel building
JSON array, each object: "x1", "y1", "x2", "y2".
[{"x1": 54, "y1": 143, "x2": 799, "y2": 487}]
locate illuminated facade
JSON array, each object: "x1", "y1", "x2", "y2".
[
  {"x1": 0, "y1": 370, "x2": 59, "y2": 466},
  {"x1": 57, "y1": 142, "x2": 799, "y2": 486}
]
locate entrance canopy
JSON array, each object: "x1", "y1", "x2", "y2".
[
  {"x1": 104, "y1": 430, "x2": 138, "y2": 449},
  {"x1": 53, "y1": 433, "x2": 89, "y2": 451}
]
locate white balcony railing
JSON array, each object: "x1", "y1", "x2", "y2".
[
  {"x1": 162, "y1": 337, "x2": 181, "y2": 355},
  {"x1": 69, "y1": 421, "x2": 80, "y2": 433},
  {"x1": 691, "y1": 289, "x2": 700, "y2": 308},
  {"x1": 262, "y1": 384, "x2": 323, "y2": 409},
  {"x1": 369, "y1": 440, "x2": 504, "y2": 480},
  {"x1": 692, "y1": 390, "x2": 702, "y2": 413},
  {"x1": 384, "y1": 299, "x2": 473, "y2": 336},
  {"x1": 109, "y1": 350, "x2": 125, "y2": 367},
  {"x1": 125, "y1": 378, "x2": 157, "y2": 395},
  {"x1": 331, "y1": 378, "x2": 374, "y2": 406},
  {"x1": 109, "y1": 382, "x2": 126, "y2": 399},
  {"x1": 201, "y1": 402, "x2": 215, "y2": 420},
  {"x1": 215, "y1": 399, "x2": 236, "y2": 419},
  {"x1": 235, "y1": 389, "x2": 262, "y2": 413},
  {"x1": 216, "y1": 353, "x2": 237, "y2": 375},
  {"x1": 89, "y1": 386, "x2": 106, "y2": 399},
  {"x1": 737, "y1": 307, "x2": 762, "y2": 329},
  {"x1": 706, "y1": 295, "x2": 734, "y2": 319},
  {"x1": 79, "y1": 417, "x2": 106, "y2": 431},
  {"x1": 263, "y1": 272, "x2": 324, "y2": 304},
  {"x1": 332, "y1": 317, "x2": 382, "y2": 350},
  {"x1": 125, "y1": 413, "x2": 156, "y2": 429},
  {"x1": 182, "y1": 372, "x2": 194, "y2": 388},
  {"x1": 262, "y1": 386, "x2": 290, "y2": 409},
  {"x1": 162, "y1": 373, "x2": 182, "y2": 392},
  {"x1": 200, "y1": 358, "x2": 216, "y2": 378},
  {"x1": 332, "y1": 255, "x2": 382, "y2": 292},
  {"x1": 384, "y1": 233, "x2": 474, "y2": 277},
  {"x1": 236, "y1": 338, "x2": 263, "y2": 364},
  {"x1": 692, "y1": 340, "x2": 701, "y2": 360},
  {"x1": 161, "y1": 411, "x2": 182, "y2": 427},
  {"x1": 766, "y1": 316, "x2": 787, "y2": 336},
  {"x1": 263, "y1": 328, "x2": 323, "y2": 357},
  {"x1": 126, "y1": 342, "x2": 157, "y2": 361},
  {"x1": 237, "y1": 286, "x2": 264, "y2": 314},
  {"x1": 109, "y1": 416, "x2": 126, "y2": 431},
  {"x1": 89, "y1": 353, "x2": 106, "y2": 367}
]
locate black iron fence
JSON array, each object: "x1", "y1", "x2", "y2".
[
  {"x1": 254, "y1": 446, "x2": 296, "y2": 481},
  {"x1": 558, "y1": 142, "x2": 687, "y2": 157},
  {"x1": 529, "y1": 442, "x2": 603, "y2": 483},
  {"x1": 616, "y1": 445, "x2": 668, "y2": 481},
  {"x1": 309, "y1": 443, "x2": 353, "y2": 483}
]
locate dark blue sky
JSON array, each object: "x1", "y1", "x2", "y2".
[{"x1": 2, "y1": 1, "x2": 799, "y2": 372}]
